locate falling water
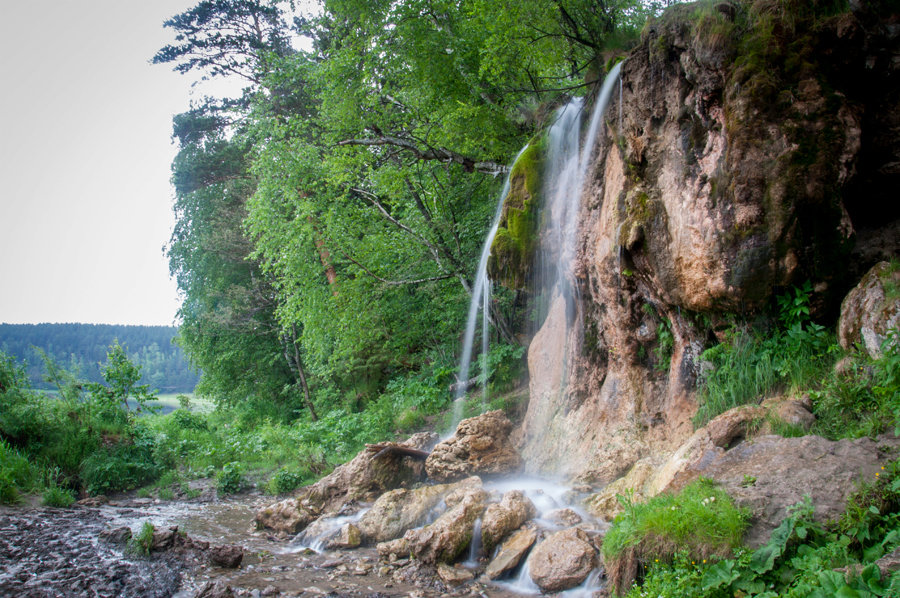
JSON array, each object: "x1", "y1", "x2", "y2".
[{"x1": 451, "y1": 147, "x2": 528, "y2": 429}]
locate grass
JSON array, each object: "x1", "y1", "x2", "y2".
[{"x1": 602, "y1": 478, "x2": 749, "y2": 594}]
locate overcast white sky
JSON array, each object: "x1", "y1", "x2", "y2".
[{"x1": 0, "y1": 1, "x2": 246, "y2": 326}]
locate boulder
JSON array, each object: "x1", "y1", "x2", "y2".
[
  {"x1": 838, "y1": 261, "x2": 900, "y2": 358},
  {"x1": 661, "y1": 433, "x2": 900, "y2": 547},
  {"x1": 481, "y1": 490, "x2": 537, "y2": 552},
  {"x1": 256, "y1": 432, "x2": 437, "y2": 533},
  {"x1": 527, "y1": 527, "x2": 597, "y2": 592},
  {"x1": 484, "y1": 526, "x2": 537, "y2": 580},
  {"x1": 544, "y1": 508, "x2": 583, "y2": 527},
  {"x1": 98, "y1": 526, "x2": 132, "y2": 545},
  {"x1": 425, "y1": 411, "x2": 522, "y2": 482},
  {"x1": 358, "y1": 476, "x2": 482, "y2": 544},
  {"x1": 404, "y1": 487, "x2": 488, "y2": 564},
  {"x1": 208, "y1": 544, "x2": 243, "y2": 568}
]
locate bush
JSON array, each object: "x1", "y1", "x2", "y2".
[
  {"x1": 603, "y1": 478, "x2": 749, "y2": 593},
  {"x1": 266, "y1": 468, "x2": 305, "y2": 495},
  {"x1": 216, "y1": 462, "x2": 244, "y2": 495},
  {"x1": 80, "y1": 431, "x2": 160, "y2": 495},
  {"x1": 42, "y1": 485, "x2": 76, "y2": 508}
]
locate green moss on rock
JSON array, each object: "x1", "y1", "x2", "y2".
[{"x1": 488, "y1": 138, "x2": 544, "y2": 289}]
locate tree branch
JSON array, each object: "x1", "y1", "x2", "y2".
[{"x1": 337, "y1": 136, "x2": 510, "y2": 176}]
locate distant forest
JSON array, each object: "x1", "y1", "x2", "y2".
[{"x1": 0, "y1": 323, "x2": 199, "y2": 393}]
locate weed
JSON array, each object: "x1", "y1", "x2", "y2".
[
  {"x1": 42, "y1": 485, "x2": 76, "y2": 508},
  {"x1": 266, "y1": 468, "x2": 306, "y2": 495},
  {"x1": 128, "y1": 521, "x2": 155, "y2": 556}
]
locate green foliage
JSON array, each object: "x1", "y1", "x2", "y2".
[
  {"x1": 216, "y1": 462, "x2": 245, "y2": 495},
  {"x1": 80, "y1": 429, "x2": 160, "y2": 495},
  {"x1": 603, "y1": 478, "x2": 749, "y2": 565},
  {"x1": 626, "y1": 461, "x2": 900, "y2": 598},
  {"x1": 266, "y1": 467, "x2": 306, "y2": 495},
  {"x1": 42, "y1": 484, "x2": 76, "y2": 508},
  {"x1": 654, "y1": 319, "x2": 674, "y2": 372},
  {"x1": 128, "y1": 521, "x2": 155, "y2": 557}
]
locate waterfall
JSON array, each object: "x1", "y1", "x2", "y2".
[
  {"x1": 451, "y1": 147, "x2": 527, "y2": 429},
  {"x1": 451, "y1": 62, "x2": 623, "y2": 432}
]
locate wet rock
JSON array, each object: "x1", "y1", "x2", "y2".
[
  {"x1": 376, "y1": 538, "x2": 410, "y2": 561},
  {"x1": 527, "y1": 527, "x2": 597, "y2": 592},
  {"x1": 99, "y1": 525, "x2": 132, "y2": 545},
  {"x1": 76, "y1": 495, "x2": 108, "y2": 507},
  {"x1": 436, "y1": 563, "x2": 474, "y2": 585},
  {"x1": 404, "y1": 487, "x2": 488, "y2": 564},
  {"x1": 480, "y1": 490, "x2": 536, "y2": 552},
  {"x1": 838, "y1": 261, "x2": 900, "y2": 358},
  {"x1": 358, "y1": 476, "x2": 481, "y2": 544},
  {"x1": 661, "y1": 433, "x2": 900, "y2": 547},
  {"x1": 425, "y1": 411, "x2": 522, "y2": 482},
  {"x1": 254, "y1": 496, "x2": 319, "y2": 535},
  {"x1": 585, "y1": 459, "x2": 657, "y2": 521},
  {"x1": 209, "y1": 544, "x2": 244, "y2": 568},
  {"x1": 256, "y1": 432, "x2": 437, "y2": 534},
  {"x1": 151, "y1": 526, "x2": 179, "y2": 551},
  {"x1": 545, "y1": 508, "x2": 583, "y2": 527},
  {"x1": 326, "y1": 523, "x2": 361, "y2": 549},
  {"x1": 196, "y1": 581, "x2": 235, "y2": 598},
  {"x1": 484, "y1": 527, "x2": 537, "y2": 580}
]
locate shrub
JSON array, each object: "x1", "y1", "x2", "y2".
[
  {"x1": 266, "y1": 468, "x2": 305, "y2": 495},
  {"x1": 216, "y1": 462, "x2": 244, "y2": 495},
  {"x1": 80, "y1": 432, "x2": 160, "y2": 495},
  {"x1": 603, "y1": 478, "x2": 749, "y2": 593},
  {"x1": 42, "y1": 485, "x2": 76, "y2": 508}
]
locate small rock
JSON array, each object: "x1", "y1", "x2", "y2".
[
  {"x1": 261, "y1": 585, "x2": 279, "y2": 596},
  {"x1": 195, "y1": 581, "x2": 235, "y2": 598},
  {"x1": 98, "y1": 526, "x2": 132, "y2": 545},
  {"x1": 437, "y1": 563, "x2": 475, "y2": 585},
  {"x1": 545, "y1": 508, "x2": 582, "y2": 527},
  {"x1": 326, "y1": 523, "x2": 361, "y2": 549},
  {"x1": 320, "y1": 558, "x2": 344, "y2": 569},
  {"x1": 209, "y1": 544, "x2": 244, "y2": 568},
  {"x1": 76, "y1": 496, "x2": 108, "y2": 507}
]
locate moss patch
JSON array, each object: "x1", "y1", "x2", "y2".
[{"x1": 488, "y1": 138, "x2": 544, "y2": 289}]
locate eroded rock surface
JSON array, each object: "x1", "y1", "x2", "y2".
[
  {"x1": 484, "y1": 526, "x2": 537, "y2": 580},
  {"x1": 481, "y1": 490, "x2": 536, "y2": 552},
  {"x1": 527, "y1": 527, "x2": 597, "y2": 592},
  {"x1": 426, "y1": 411, "x2": 522, "y2": 482},
  {"x1": 358, "y1": 476, "x2": 481, "y2": 544},
  {"x1": 663, "y1": 433, "x2": 900, "y2": 547},
  {"x1": 839, "y1": 261, "x2": 900, "y2": 358},
  {"x1": 403, "y1": 487, "x2": 488, "y2": 564},
  {"x1": 256, "y1": 432, "x2": 437, "y2": 534}
]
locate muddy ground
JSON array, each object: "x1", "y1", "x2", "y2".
[{"x1": 0, "y1": 492, "x2": 528, "y2": 598}]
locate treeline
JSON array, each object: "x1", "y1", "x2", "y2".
[{"x1": 0, "y1": 323, "x2": 199, "y2": 393}]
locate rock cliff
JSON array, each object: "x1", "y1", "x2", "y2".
[{"x1": 516, "y1": 0, "x2": 900, "y2": 481}]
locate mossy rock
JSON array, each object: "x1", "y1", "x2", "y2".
[{"x1": 488, "y1": 139, "x2": 544, "y2": 289}]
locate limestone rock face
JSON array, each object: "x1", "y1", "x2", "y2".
[
  {"x1": 480, "y1": 490, "x2": 537, "y2": 552},
  {"x1": 357, "y1": 476, "x2": 481, "y2": 544},
  {"x1": 425, "y1": 411, "x2": 522, "y2": 482},
  {"x1": 527, "y1": 527, "x2": 597, "y2": 592},
  {"x1": 661, "y1": 433, "x2": 900, "y2": 547},
  {"x1": 515, "y1": 1, "x2": 899, "y2": 482},
  {"x1": 484, "y1": 527, "x2": 537, "y2": 580},
  {"x1": 255, "y1": 432, "x2": 436, "y2": 533},
  {"x1": 403, "y1": 487, "x2": 488, "y2": 564},
  {"x1": 839, "y1": 261, "x2": 900, "y2": 358},
  {"x1": 584, "y1": 459, "x2": 657, "y2": 521}
]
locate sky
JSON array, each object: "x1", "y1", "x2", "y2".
[{"x1": 0, "y1": 1, "x2": 246, "y2": 326}]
